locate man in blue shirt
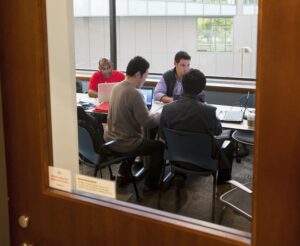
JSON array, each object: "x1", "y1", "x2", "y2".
[{"x1": 154, "y1": 51, "x2": 205, "y2": 103}]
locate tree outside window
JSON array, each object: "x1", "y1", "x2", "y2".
[{"x1": 197, "y1": 17, "x2": 233, "y2": 52}]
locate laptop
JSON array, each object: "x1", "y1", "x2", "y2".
[
  {"x1": 98, "y1": 82, "x2": 118, "y2": 103},
  {"x1": 137, "y1": 87, "x2": 154, "y2": 109},
  {"x1": 218, "y1": 92, "x2": 250, "y2": 123}
]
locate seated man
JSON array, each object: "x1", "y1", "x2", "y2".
[
  {"x1": 88, "y1": 58, "x2": 125, "y2": 98},
  {"x1": 104, "y1": 56, "x2": 164, "y2": 193},
  {"x1": 159, "y1": 69, "x2": 234, "y2": 184},
  {"x1": 154, "y1": 51, "x2": 205, "y2": 103}
]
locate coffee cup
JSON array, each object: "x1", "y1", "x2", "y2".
[{"x1": 247, "y1": 113, "x2": 255, "y2": 127}]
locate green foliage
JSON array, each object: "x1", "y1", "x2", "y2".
[{"x1": 197, "y1": 17, "x2": 233, "y2": 52}]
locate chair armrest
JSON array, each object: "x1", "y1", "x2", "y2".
[
  {"x1": 221, "y1": 140, "x2": 231, "y2": 149},
  {"x1": 103, "y1": 140, "x2": 117, "y2": 147},
  {"x1": 99, "y1": 140, "x2": 117, "y2": 155},
  {"x1": 227, "y1": 180, "x2": 252, "y2": 194}
]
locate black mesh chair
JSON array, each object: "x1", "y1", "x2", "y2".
[
  {"x1": 240, "y1": 93, "x2": 255, "y2": 108},
  {"x1": 162, "y1": 128, "x2": 218, "y2": 220},
  {"x1": 219, "y1": 180, "x2": 252, "y2": 221},
  {"x1": 232, "y1": 130, "x2": 254, "y2": 146}
]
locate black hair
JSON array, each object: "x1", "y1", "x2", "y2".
[
  {"x1": 174, "y1": 51, "x2": 191, "y2": 63},
  {"x1": 126, "y1": 56, "x2": 150, "y2": 77},
  {"x1": 182, "y1": 69, "x2": 206, "y2": 95}
]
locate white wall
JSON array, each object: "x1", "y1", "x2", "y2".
[
  {"x1": 46, "y1": 0, "x2": 79, "y2": 181},
  {"x1": 74, "y1": 14, "x2": 257, "y2": 78}
]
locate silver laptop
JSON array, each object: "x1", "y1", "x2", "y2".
[
  {"x1": 98, "y1": 82, "x2": 118, "y2": 102},
  {"x1": 219, "y1": 92, "x2": 250, "y2": 123}
]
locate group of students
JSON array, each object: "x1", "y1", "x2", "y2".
[{"x1": 86, "y1": 51, "x2": 234, "y2": 194}]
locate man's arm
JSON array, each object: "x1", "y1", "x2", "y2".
[
  {"x1": 159, "y1": 108, "x2": 167, "y2": 140},
  {"x1": 132, "y1": 93, "x2": 160, "y2": 129},
  {"x1": 88, "y1": 89, "x2": 98, "y2": 98},
  {"x1": 88, "y1": 71, "x2": 99, "y2": 98},
  {"x1": 154, "y1": 77, "x2": 173, "y2": 103},
  {"x1": 211, "y1": 107, "x2": 222, "y2": 136}
]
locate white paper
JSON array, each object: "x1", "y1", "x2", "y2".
[
  {"x1": 48, "y1": 166, "x2": 72, "y2": 192},
  {"x1": 76, "y1": 174, "x2": 116, "y2": 199}
]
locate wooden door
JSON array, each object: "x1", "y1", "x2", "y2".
[{"x1": 0, "y1": 1, "x2": 299, "y2": 245}]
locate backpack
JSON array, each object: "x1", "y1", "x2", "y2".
[{"x1": 77, "y1": 106, "x2": 105, "y2": 152}]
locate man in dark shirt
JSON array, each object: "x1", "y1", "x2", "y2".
[{"x1": 160, "y1": 69, "x2": 234, "y2": 184}]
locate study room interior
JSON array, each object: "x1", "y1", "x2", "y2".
[
  {"x1": 2, "y1": 0, "x2": 299, "y2": 245},
  {"x1": 48, "y1": 0, "x2": 257, "y2": 237}
]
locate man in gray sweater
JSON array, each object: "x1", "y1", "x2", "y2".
[{"x1": 104, "y1": 56, "x2": 164, "y2": 193}]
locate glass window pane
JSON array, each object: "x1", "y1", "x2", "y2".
[{"x1": 198, "y1": 17, "x2": 233, "y2": 52}]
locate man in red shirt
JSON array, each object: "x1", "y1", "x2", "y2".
[{"x1": 88, "y1": 58, "x2": 125, "y2": 98}]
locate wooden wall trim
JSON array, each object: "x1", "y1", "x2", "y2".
[{"x1": 252, "y1": 0, "x2": 300, "y2": 245}]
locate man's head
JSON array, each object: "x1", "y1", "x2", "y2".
[
  {"x1": 126, "y1": 56, "x2": 150, "y2": 87},
  {"x1": 174, "y1": 51, "x2": 191, "y2": 80},
  {"x1": 98, "y1": 58, "x2": 113, "y2": 78},
  {"x1": 182, "y1": 69, "x2": 206, "y2": 95}
]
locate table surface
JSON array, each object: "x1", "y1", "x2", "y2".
[{"x1": 76, "y1": 93, "x2": 255, "y2": 131}]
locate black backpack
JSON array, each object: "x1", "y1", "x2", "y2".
[{"x1": 77, "y1": 106, "x2": 105, "y2": 152}]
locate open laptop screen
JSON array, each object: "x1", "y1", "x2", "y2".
[
  {"x1": 98, "y1": 82, "x2": 118, "y2": 102},
  {"x1": 137, "y1": 87, "x2": 153, "y2": 109}
]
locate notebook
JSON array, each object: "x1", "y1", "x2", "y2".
[
  {"x1": 137, "y1": 87, "x2": 154, "y2": 109},
  {"x1": 93, "y1": 102, "x2": 109, "y2": 113},
  {"x1": 219, "y1": 92, "x2": 250, "y2": 123},
  {"x1": 98, "y1": 82, "x2": 118, "y2": 103}
]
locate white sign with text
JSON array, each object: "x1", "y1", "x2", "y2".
[
  {"x1": 76, "y1": 174, "x2": 116, "y2": 199},
  {"x1": 48, "y1": 166, "x2": 72, "y2": 192}
]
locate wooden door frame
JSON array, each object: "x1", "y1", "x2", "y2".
[
  {"x1": 0, "y1": 81, "x2": 10, "y2": 246},
  {"x1": 1, "y1": 0, "x2": 299, "y2": 245}
]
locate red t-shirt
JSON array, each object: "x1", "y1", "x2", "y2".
[{"x1": 88, "y1": 70, "x2": 125, "y2": 91}]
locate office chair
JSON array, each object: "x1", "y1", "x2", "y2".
[
  {"x1": 77, "y1": 107, "x2": 140, "y2": 199},
  {"x1": 219, "y1": 180, "x2": 252, "y2": 222},
  {"x1": 234, "y1": 93, "x2": 255, "y2": 162},
  {"x1": 76, "y1": 80, "x2": 83, "y2": 93},
  {"x1": 240, "y1": 93, "x2": 255, "y2": 108},
  {"x1": 162, "y1": 128, "x2": 218, "y2": 220}
]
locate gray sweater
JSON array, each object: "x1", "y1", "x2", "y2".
[{"x1": 104, "y1": 81, "x2": 159, "y2": 152}]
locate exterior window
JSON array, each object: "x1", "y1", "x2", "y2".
[
  {"x1": 197, "y1": 17, "x2": 233, "y2": 52},
  {"x1": 243, "y1": 0, "x2": 258, "y2": 4},
  {"x1": 196, "y1": 0, "x2": 236, "y2": 4}
]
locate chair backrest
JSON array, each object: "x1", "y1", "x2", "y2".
[
  {"x1": 78, "y1": 125, "x2": 101, "y2": 165},
  {"x1": 163, "y1": 128, "x2": 218, "y2": 171},
  {"x1": 77, "y1": 106, "x2": 106, "y2": 165},
  {"x1": 76, "y1": 80, "x2": 83, "y2": 93},
  {"x1": 240, "y1": 93, "x2": 255, "y2": 108}
]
